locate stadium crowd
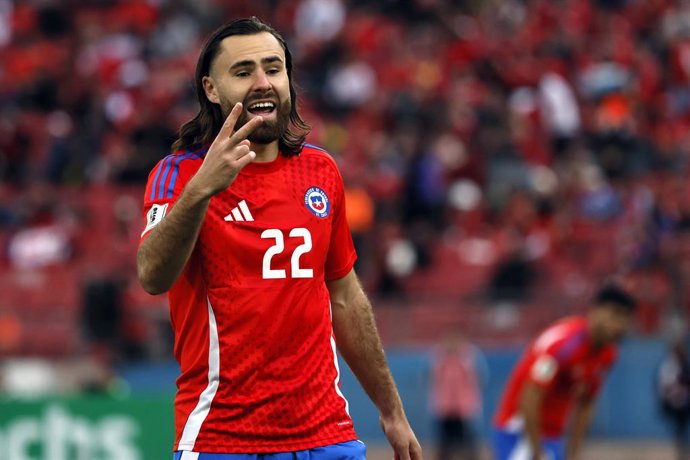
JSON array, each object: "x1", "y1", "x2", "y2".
[{"x1": 1, "y1": 0, "x2": 689, "y2": 359}]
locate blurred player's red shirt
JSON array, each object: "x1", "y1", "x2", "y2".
[
  {"x1": 140, "y1": 144, "x2": 358, "y2": 453},
  {"x1": 493, "y1": 316, "x2": 617, "y2": 438}
]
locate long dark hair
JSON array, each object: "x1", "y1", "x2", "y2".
[{"x1": 171, "y1": 17, "x2": 310, "y2": 156}]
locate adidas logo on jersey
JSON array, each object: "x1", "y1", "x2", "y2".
[{"x1": 224, "y1": 200, "x2": 254, "y2": 222}]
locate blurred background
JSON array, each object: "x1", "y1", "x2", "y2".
[{"x1": 1, "y1": 0, "x2": 689, "y2": 458}]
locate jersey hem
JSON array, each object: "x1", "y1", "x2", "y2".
[{"x1": 175, "y1": 432, "x2": 358, "y2": 453}]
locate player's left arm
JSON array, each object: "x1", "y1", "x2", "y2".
[
  {"x1": 566, "y1": 392, "x2": 597, "y2": 460},
  {"x1": 567, "y1": 355, "x2": 612, "y2": 460},
  {"x1": 327, "y1": 270, "x2": 422, "y2": 460}
]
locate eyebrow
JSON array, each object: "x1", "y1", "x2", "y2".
[{"x1": 229, "y1": 55, "x2": 284, "y2": 71}]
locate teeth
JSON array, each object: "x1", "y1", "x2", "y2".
[{"x1": 249, "y1": 102, "x2": 275, "y2": 110}]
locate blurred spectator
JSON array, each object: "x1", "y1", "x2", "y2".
[
  {"x1": 403, "y1": 135, "x2": 447, "y2": 230},
  {"x1": 6, "y1": 0, "x2": 690, "y2": 355},
  {"x1": 539, "y1": 72, "x2": 581, "y2": 156},
  {"x1": 0, "y1": 0, "x2": 11, "y2": 47},
  {"x1": 8, "y1": 224, "x2": 71, "y2": 269},
  {"x1": 488, "y1": 252, "x2": 536, "y2": 306},
  {"x1": 81, "y1": 278, "x2": 122, "y2": 346},
  {"x1": 80, "y1": 276, "x2": 146, "y2": 363},
  {"x1": 114, "y1": 114, "x2": 178, "y2": 183},
  {"x1": 324, "y1": 55, "x2": 377, "y2": 111},
  {"x1": 429, "y1": 333, "x2": 484, "y2": 460},
  {"x1": 149, "y1": 5, "x2": 202, "y2": 59},
  {"x1": 658, "y1": 339, "x2": 690, "y2": 460},
  {"x1": 0, "y1": 112, "x2": 30, "y2": 187},
  {"x1": 0, "y1": 309, "x2": 22, "y2": 354},
  {"x1": 294, "y1": 0, "x2": 346, "y2": 45},
  {"x1": 345, "y1": 180, "x2": 375, "y2": 273}
]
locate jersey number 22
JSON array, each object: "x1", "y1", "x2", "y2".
[{"x1": 261, "y1": 228, "x2": 313, "y2": 279}]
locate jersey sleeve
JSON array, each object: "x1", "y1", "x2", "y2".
[
  {"x1": 140, "y1": 151, "x2": 203, "y2": 242},
  {"x1": 324, "y1": 160, "x2": 357, "y2": 281},
  {"x1": 527, "y1": 352, "x2": 561, "y2": 389},
  {"x1": 526, "y1": 322, "x2": 587, "y2": 389}
]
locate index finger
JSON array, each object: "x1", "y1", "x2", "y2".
[
  {"x1": 228, "y1": 115, "x2": 264, "y2": 147},
  {"x1": 217, "y1": 103, "x2": 244, "y2": 140}
]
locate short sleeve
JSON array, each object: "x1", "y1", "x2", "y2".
[
  {"x1": 324, "y1": 163, "x2": 357, "y2": 281},
  {"x1": 527, "y1": 324, "x2": 587, "y2": 389},
  {"x1": 527, "y1": 353, "x2": 561, "y2": 389},
  {"x1": 139, "y1": 148, "x2": 205, "y2": 242}
]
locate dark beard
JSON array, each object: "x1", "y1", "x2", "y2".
[
  {"x1": 222, "y1": 95, "x2": 291, "y2": 145},
  {"x1": 243, "y1": 101, "x2": 290, "y2": 144}
]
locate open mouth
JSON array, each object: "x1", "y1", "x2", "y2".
[{"x1": 247, "y1": 101, "x2": 276, "y2": 115}]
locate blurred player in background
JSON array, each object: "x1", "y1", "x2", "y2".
[
  {"x1": 491, "y1": 284, "x2": 636, "y2": 460},
  {"x1": 136, "y1": 17, "x2": 421, "y2": 460}
]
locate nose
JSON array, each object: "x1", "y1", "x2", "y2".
[{"x1": 252, "y1": 69, "x2": 271, "y2": 92}]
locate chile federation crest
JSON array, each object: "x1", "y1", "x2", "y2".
[{"x1": 304, "y1": 187, "x2": 330, "y2": 218}]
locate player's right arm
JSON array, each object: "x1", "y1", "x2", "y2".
[
  {"x1": 520, "y1": 350, "x2": 561, "y2": 460},
  {"x1": 520, "y1": 381, "x2": 546, "y2": 460},
  {"x1": 137, "y1": 103, "x2": 262, "y2": 294}
]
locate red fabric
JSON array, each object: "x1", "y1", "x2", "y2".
[{"x1": 141, "y1": 145, "x2": 358, "y2": 452}]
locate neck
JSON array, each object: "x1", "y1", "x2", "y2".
[
  {"x1": 251, "y1": 141, "x2": 279, "y2": 162},
  {"x1": 586, "y1": 320, "x2": 604, "y2": 350}
]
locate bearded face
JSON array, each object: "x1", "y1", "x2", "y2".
[
  {"x1": 219, "y1": 90, "x2": 291, "y2": 145},
  {"x1": 203, "y1": 32, "x2": 294, "y2": 148}
]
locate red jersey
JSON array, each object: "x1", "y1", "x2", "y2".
[
  {"x1": 140, "y1": 144, "x2": 358, "y2": 453},
  {"x1": 493, "y1": 316, "x2": 617, "y2": 438}
]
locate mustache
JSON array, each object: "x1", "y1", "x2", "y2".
[{"x1": 243, "y1": 91, "x2": 280, "y2": 106}]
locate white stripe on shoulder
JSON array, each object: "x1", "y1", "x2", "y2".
[
  {"x1": 533, "y1": 322, "x2": 572, "y2": 353},
  {"x1": 180, "y1": 452, "x2": 199, "y2": 460},
  {"x1": 178, "y1": 298, "x2": 221, "y2": 450}
]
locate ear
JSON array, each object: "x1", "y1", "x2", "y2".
[{"x1": 202, "y1": 76, "x2": 220, "y2": 105}]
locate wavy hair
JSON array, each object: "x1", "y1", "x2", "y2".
[{"x1": 171, "y1": 17, "x2": 310, "y2": 156}]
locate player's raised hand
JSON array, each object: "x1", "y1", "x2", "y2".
[{"x1": 190, "y1": 102, "x2": 263, "y2": 198}]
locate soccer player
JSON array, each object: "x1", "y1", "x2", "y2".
[
  {"x1": 136, "y1": 17, "x2": 421, "y2": 460},
  {"x1": 491, "y1": 284, "x2": 636, "y2": 460}
]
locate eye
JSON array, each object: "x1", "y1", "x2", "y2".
[
  {"x1": 236, "y1": 71, "x2": 250, "y2": 77},
  {"x1": 267, "y1": 68, "x2": 280, "y2": 75}
]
